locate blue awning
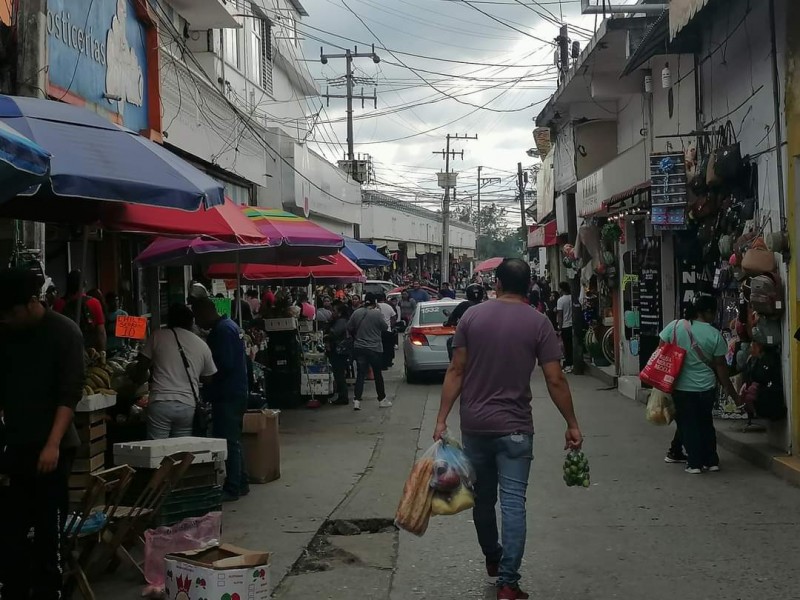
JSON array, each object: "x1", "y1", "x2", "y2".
[
  {"x1": 0, "y1": 95, "x2": 224, "y2": 216},
  {"x1": 342, "y1": 236, "x2": 391, "y2": 267},
  {"x1": 0, "y1": 120, "x2": 50, "y2": 202}
]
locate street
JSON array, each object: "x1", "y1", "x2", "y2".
[{"x1": 96, "y1": 357, "x2": 800, "y2": 600}]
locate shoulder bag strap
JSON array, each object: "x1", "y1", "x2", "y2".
[
  {"x1": 171, "y1": 328, "x2": 200, "y2": 404},
  {"x1": 682, "y1": 320, "x2": 710, "y2": 365}
]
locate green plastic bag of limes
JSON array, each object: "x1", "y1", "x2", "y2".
[{"x1": 563, "y1": 449, "x2": 590, "y2": 488}]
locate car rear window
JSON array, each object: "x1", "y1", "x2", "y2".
[
  {"x1": 419, "y1": 304, "x2": 455, "y2": 325},
  {"x1": 364, "y1": 283, "x2": 387, "y2": 295}
]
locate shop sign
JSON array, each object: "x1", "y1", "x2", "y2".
[
  {"x1": 527, "y1": 221, "x2": 557, "y2": 248},
  {"x1": 115, "y1": 315, "x2": 147, "y2": 340},
  {"x1": 46, "y1": 0, "x2": 149, "y2": 131},
  {"x1": 578, "y1": 169, "x2": 604, "y2": 216},
  {"x1": 536, "y1": 149, "x2": 554, "y2": 219}
]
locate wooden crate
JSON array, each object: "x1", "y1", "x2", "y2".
[
  {"x1": 72, "y1": 453, "x2": 106, "y2": 473},
  {"x1": 77, "y1": 420, "x2": 107, "y2": 443},
  {"x1": 74, "y1": 410, "x2": 106, "y2": 427},
  {"x1": 76, "y1": 438, "x2": 107, "y2": 459}
]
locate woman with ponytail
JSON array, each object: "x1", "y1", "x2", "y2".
[{"x1": 658, "y1": 295, "x2": 739, "y2": 474}]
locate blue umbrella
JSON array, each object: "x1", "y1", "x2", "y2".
[
  {"x1": 342, "y1": 236, "x2": 391, "y2": 267},
  {"x1": 0, "y1": 120, "x2": 50, "y2": 200},
  {"x1": 0, "y1": 95, "x2": 224, "y2": 219}
]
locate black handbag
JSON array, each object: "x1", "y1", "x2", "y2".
[
  {"x1": 171, "y1": 328, "x2": 211, "y2": 437},
  {"x1": 712, "y1": 121, "x2": 742, "y2": 185}
]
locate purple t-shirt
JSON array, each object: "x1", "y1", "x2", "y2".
[{"x1": 452, "y1": 299, "x2": 562, "y2": 435}]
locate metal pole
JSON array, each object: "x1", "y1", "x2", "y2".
[
  {"x1": 442, "y1": 135, "x2": 451, "y2": 288},
  {"x1": 518, "y1": 162, "x2": 527, "y2": 230},
  {"x1": 236, "y1": 252, "x2": 242, "y2": 329},
  {"x1": 768, "y1": 0, "x2": 786, "y2": 223}
]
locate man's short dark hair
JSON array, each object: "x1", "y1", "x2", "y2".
[
  {"x1": 66, "y1": 269, "x2": 82, "y2": 295},
  {"x1": 0, "y1": 268, "x2": 43, "y2": 311},
  {"x1": 364, "y1": 292, "x2": 378, "y2": 305},
  {"x1": 192, "y1": 297, "x2": 217, "y2": 314},
  {"x1": 559, "y1": 281, "x2": 571, "y2": 294},
  {"x1": 496, "y1": 258, "x2": 530, "y2": 296},
  {"x1": 167, "y1": 303, "x2": 195, "y2": 329}
]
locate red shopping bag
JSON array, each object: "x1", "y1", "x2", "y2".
[{"x1": 639, "y1": 321, "x2": 687, "y2": 393}]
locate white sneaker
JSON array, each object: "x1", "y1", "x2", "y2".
[
  {"x1": 353, "y1": 400, "x2": 361, "y2": 411},
  {"x1": 704, "y1": 465, "x2": 721, "y2": 472},
  {"x1": 685, "y1": 467, "x2": 702, "y2": 474},
  {"x1": 378, "y1": 399, "x2": 393, "y2": 408},
  {"x1": 562, "y1": 366, "x2": 573, "y2": 374}
]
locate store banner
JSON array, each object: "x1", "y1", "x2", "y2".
[
  {"x1": 554, "y1": 122, "x2": 577, "y2": 194},
  {"x1": 536, "y1": 149, "x2": 555, "y2": 220},
  {"x1": 528, "y1": 221, "x2": 558, "y2": 248}
]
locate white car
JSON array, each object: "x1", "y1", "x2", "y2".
[
  {"x1": 362, "y1": 280, "x2": 394, "y2": 298},
  {"x1": 402, "y1": 299, "x2": 461, "y2": 383}
]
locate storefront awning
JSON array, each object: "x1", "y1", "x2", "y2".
[
  {"x1": 528, "y1": 220, "x2": 558, "y2": 248},
  {"x1": 606, "y1": 182, "x2": 651, "y2": 210}
]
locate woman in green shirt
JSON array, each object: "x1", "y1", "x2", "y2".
[{"x1": 658, "y1": 296, "x2": 739, "y2": 474}]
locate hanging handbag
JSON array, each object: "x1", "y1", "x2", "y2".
[
  {"x1": 741, "y1": 238, "x2": 777, "y2": 274},
  {"x1": 706, "y1": 126, "x2": 723, "y2": 188},
  {"x1": 714, "y1": 121, "x2": 743, "y2": 184},
  {"x1": 639, "y1": 320, "x2": 688, "y2": 393},
  {"x1": 171, "y1": 328, "x2": 210, "y2": 437}
]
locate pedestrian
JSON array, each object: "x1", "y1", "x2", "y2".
[
  {"x1": 439, "y1": 281, "x2": 456, "y2": 300},
  {"x1": 556, "y1": 282, "x2": 574, "y2": 373},
  {"x1": 408, "y1": 280, "x2": 430, "y2": 303},
  {"x1": 445, "y1": 283, "x2": 485, "y2": 360},
  {"x1": 192, "y1": 298, "x2": 250, "y2": 501},
  {"x1": 326, "y1": 303, "x2": 351, "y2": 406},
  {"x1": 132, "y1": 304, "x2": 217, "y2": 440},
  {"x1": 658, "y1": 295, "x2": 739, "y2": 473},
  {"x1": 389, "y1": 296, "x2": 402, "y2": 348},
  {"x1": 54, "y1": 269, "x2": 107, "y2": 352},
  {"x1": 246, "y1": 289, "x2": 261, "y2": 315},
  {"x1": 44, "y1": 284, "x2": 58, "y2": 308},
  {"x1": 377, "y1": 293, "x2": 397, "y2": 369},
  {"x1": 261, "y1": 286, "x2": 275, "y2": 310},
  {"x1": 0, "y1": 268, "x2": 84, "y2": 600},
  {"x1": 348, "y1": 292, "x2": 390, "y2": 411},
  {"x1": 105, "y1": 291, "x2": 129, "y2": 354},
  {"x1": 316, "y1": 296, "x2": 333, "y2": 324},
  {"x1": 298, "y1": 293, "x2": 316, "y2": 320},
  {"x1": 399, "y1": 290, "x2": 416, "y2": 323},
  {"x1": 433, "y1": 258, "x2": 583, "y2": 600},
  {"x1": 231, "y1": 288, "x2": 253, "y2": 323}
]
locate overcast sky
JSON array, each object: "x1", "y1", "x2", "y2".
[{"x1": 299, "y1": 0, "x2": 638, "y2": 220}]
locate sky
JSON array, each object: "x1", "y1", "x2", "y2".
[{"x1": 296, "y1": 0, "x2": 639, "y2": 223}]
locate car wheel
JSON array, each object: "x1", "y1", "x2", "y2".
[{"x1": 405, "y1": 365, "x2": 419, "y2": 384}]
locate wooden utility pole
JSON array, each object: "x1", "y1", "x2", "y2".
[
  {"x1": 476, "y1": 165, "x2": 501, "y2": 257},
  {"x1": 434, "y1": 133, "x2": 477, "y2": 286}
]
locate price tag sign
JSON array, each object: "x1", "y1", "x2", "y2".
[{"x1": 116, "y1": 315, "x2": 148, "y2": 340}]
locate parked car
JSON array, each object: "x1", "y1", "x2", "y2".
[{"x1": 402, "y1": 299, "x2": 461, "y2": 382}]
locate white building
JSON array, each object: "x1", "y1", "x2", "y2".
[
  {"x1": 361, "y1": 191, "x2": 475, "y2": 274},
  {"x1": 159, "y1": 0, "x2": 360, "y2": 233}
]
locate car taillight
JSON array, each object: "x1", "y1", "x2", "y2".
[{"x1": 409, "y1": 328, "x2": 429, "y2": 346}]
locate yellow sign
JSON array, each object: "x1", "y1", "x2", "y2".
[{"x1": 622, "y1": 274, "x2": 639, "y2": 290}]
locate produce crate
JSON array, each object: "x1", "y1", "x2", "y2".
[{"x1": 70, "y1": 409, "x2": 109, "y2": 508}]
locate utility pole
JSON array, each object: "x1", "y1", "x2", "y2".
[
  {"x1": 434, "y1": 133, "x2": 477, "y2": 287},
  {"x1": 517, "y1": 163, "x2": 527, "y2": 229},
  {"x1": 321, "y1": 46, "x2": 379, "y2": 181},
  {"x1": 557, "y1": 24, "x2": 570, "y2": 83},
  {"x1": 475, "y1": 165, "x2": 501, "y2": 257}
]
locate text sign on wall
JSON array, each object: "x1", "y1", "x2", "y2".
[{"x1": 46, "y1": 0, "x2": 149, "y2": 131}]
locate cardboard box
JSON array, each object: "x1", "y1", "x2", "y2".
[
  {"x1": 242, "y1": 410, "x2": 281, "y2": 484},
  {"x1": 165, "y1": 544, "x2": 270, "y2": 600},
  {"x1": 300, "y1": 373, "x2": 334, "y2": 396}
]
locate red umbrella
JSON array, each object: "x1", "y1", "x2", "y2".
[
  {"x1": 207, "y1": 252, "x2": 365, "y2": 284},
  {"x1": 100, "y1": 198, "x2": 267, "y2": 244},
  {"x1": 473, "y1": 257, "x2": 505, "y2": 273}
]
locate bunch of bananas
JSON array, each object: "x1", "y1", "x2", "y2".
[{"x1": 82, "y1": 348, "x2": 126, "y2": 397}]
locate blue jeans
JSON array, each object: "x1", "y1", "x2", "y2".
[
  {"x1": 212, "y1": 396, "x2": 249, "y2": 497},
  {"x1": 147, "y1": 400, "x2": 195, "y2": 439},
  {"x1": 463, "y1": 433, "x2": 534, "y2": 587}
]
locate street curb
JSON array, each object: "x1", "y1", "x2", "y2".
[{"x1": 634, "y1": 394, "x2": 800, "y2": 488}]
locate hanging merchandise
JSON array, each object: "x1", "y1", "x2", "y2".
[
  {"x1": 748, "y1": 273, "x2": 783, "y2": 316},
  {"x1": 601, "y1": 222, "x2": 622, "y2": 243},
  {"x1": 650, "y1": 152, "x2": 688, "y2": 230},
  {"x1": 709, "y1": 121, "x2": 743, "y2": 188},
  {"x1": 741, "y1": 239, "x2": 777, "y2": 274}
]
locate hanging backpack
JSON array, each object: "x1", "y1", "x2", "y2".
[{"x1": 748, "y1": 273, "x2": 783, "y2": 316}]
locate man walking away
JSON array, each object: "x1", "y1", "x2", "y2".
[
  {"x1": 434, "y1": 259, "x2": 583, "y2": 600},
  {"x1": 0, "y1": 268, "x2": 84, "y2": 599},
  {"x1": 193, "y1": 298, "x2": 250, "y2": 502},
  {"x1": 445, "y1": 283, "x2": 485, "y2": 360},
  {"x1": 378, "y1": 293, "x2": 396, "y2": 369},
  {"x1": 556, "y1": 281, "x2": 574, "y2": 373},
  {"x1": 348, "y1": 293, "x2": 390, "y2": 411}
]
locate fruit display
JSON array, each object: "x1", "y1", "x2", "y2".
[
  {"x1": 81, "y1": 347, "x2": 138, "y2": 397},
  {"x1": 563, "y1": 449, "x2": 591, "y2": 488}
]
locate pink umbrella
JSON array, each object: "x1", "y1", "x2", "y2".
[{"x1": 473, "y1": 257, "x2": 505, "y2": 273}]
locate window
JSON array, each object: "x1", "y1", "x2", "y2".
[
  {"x1": 259, "y1": 18, "x2": 273, "y2": 92},
  {"x1": 224, "y1": 26, "x2": 242, "y2": 70}
]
